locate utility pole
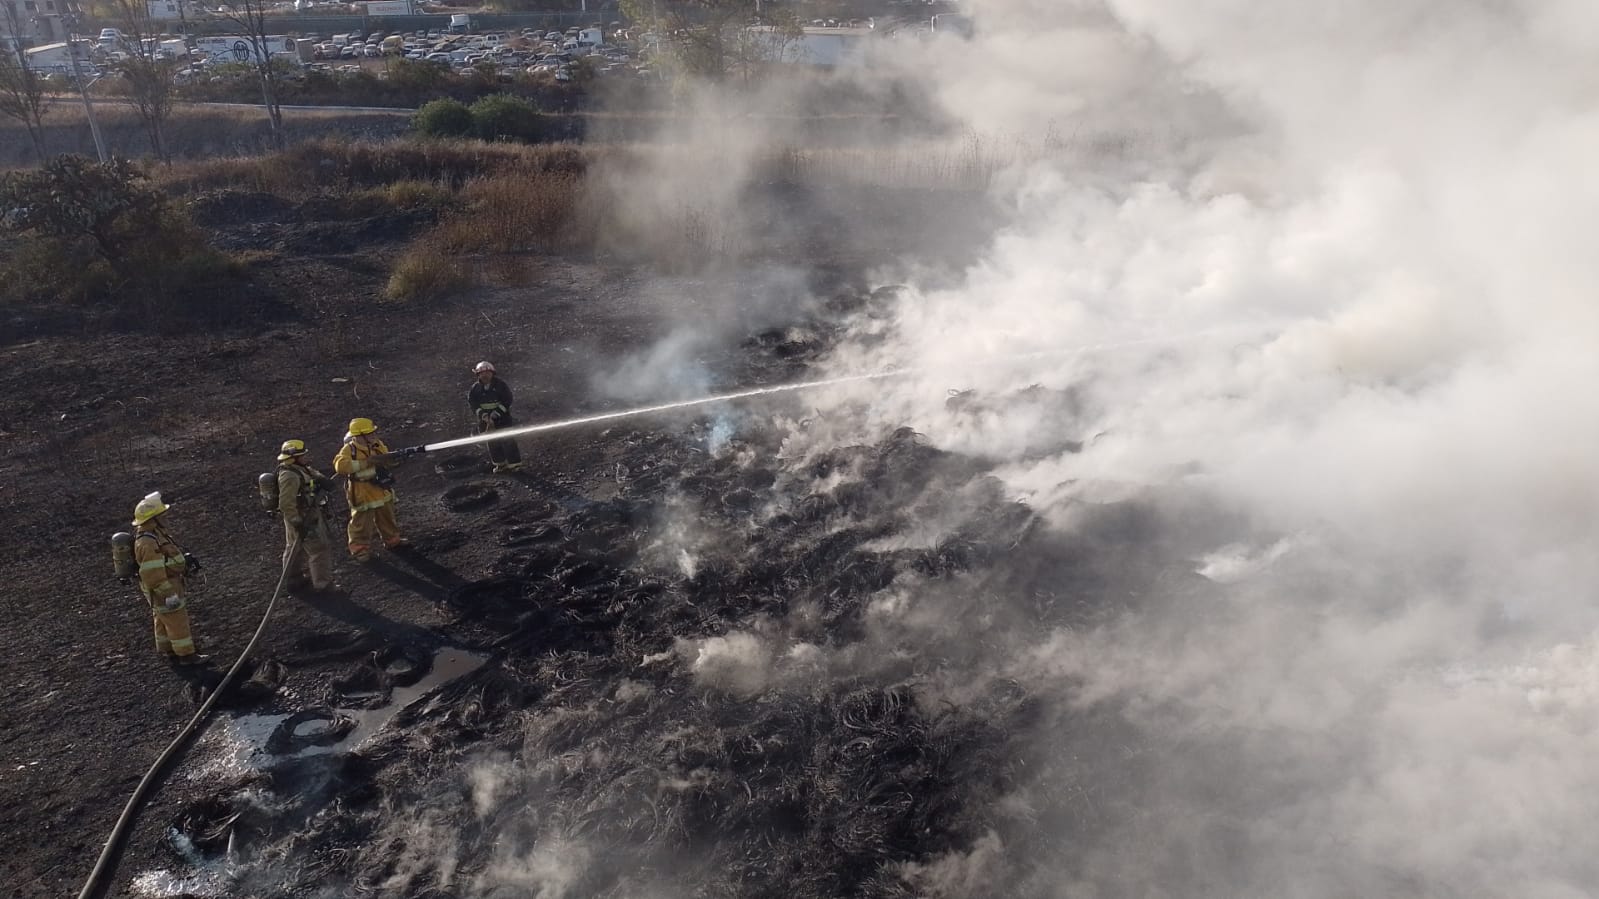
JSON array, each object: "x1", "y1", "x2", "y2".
[{"x1": 63, "y1": 10, "x2": 108, "y2": 162}]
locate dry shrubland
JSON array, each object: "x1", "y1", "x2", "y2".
[{"x1": 146, "y1": 131, "x2": 1014, "y2": 306}]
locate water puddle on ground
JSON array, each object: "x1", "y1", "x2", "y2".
[
  {"x1": 140, "y1": 649, "x2": 489, "y2": 896},
  {"x1": 189, "y1": 647, "x2": 488, "y2": 780}
]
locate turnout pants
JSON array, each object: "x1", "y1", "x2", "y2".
[
  {"x1": 478, "y1": 415, "x2": 523, "y2": 466},
  {"x1": 149, "y1": 601, "x2": 195, "y2": 658},
  {"x1": 284, "y1": 513, "x2": 335, "y2": 589},
  {"x1": 347, "y1": 501, "x2": 402, "y2": 560}
]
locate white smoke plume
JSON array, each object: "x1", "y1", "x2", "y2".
[{"x1": 804, "y1": 0, "x2": 1599, "y2": 895}]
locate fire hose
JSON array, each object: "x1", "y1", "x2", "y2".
[{"x1": 75, "y1": 536, "x2": 302, "y2": 899}]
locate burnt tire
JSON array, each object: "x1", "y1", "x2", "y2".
[
  {"x1": 266, "y1": 708, "x2": 356, "y2": 754},
  {"x1": 370, "y1": 645, "x2": 433, "y2": 688}
]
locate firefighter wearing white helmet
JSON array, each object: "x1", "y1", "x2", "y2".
[
  {"x1": 276, "y1": 439, "x2": 341, "y2": 594},
  {"x1": 333, "y1": 417, "x2": 409, "y2": 562},
  {"x1": 130, "y1": 492, "x2": 206, "y2": 665},
  {"x1": 469, "y1": 361, "x2": 524, "y2": 473}
]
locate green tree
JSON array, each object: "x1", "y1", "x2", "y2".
[
  {"x1": 0, "y1": 155, "x2": 229, "y2": 310},
  {"x1": 413, "y1": 98, "x2": 474, "y2": 138},
  {"x1": 1, "y1": 156, "x2": 174, "y2": 262},
  {"x1": 469, "y1": 94, "x2": 541, "y2": 142}
]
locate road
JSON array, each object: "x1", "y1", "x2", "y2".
[{"x1": 42, "y1": 95, "x2": 416, "y2": 114}]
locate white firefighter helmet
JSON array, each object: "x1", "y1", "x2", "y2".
[
  {"x1": 132, "y1": 491, "x2": 170, "y2": 526},
  {"x1": 474, "y1": 361, "x2": 495, "y2": 374}
]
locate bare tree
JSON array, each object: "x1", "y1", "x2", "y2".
[
  {"x1": 0, "y1": 4, "x2": 49, "y2": 161},
  {"x1": 105, "y1": 0, "x2": 177, "y2": 160},
  {"x1": 208, "y1": 0, "x2": 286, "y2": 148},
  {"x1": 621, "y1": 0, "x2": 799, "y2": 83}
]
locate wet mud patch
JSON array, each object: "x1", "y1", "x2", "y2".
[{"x1": 329, "y1": 664, "x2": 393, "y2": 709}]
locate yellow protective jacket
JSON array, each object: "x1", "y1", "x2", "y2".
[
  {"x1": 334, "y1": 436, "x2": 395, "y2": 513},
  {"x1": 133, "y1": 523, "x2": 188, "y2": 607},
  {"x1": 278, "y1": 461, "x2": 333, "y2": 527}
]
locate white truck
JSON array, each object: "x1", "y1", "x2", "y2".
[{"x1": 448, "y1": 13, "x2": 474, "y2": 34}]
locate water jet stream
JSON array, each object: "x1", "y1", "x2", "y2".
[
  {"x1": 423, "y1": 369, "x2": 912, "y2": 452},
  {"x1": 420, "y1": 323, "x2": 1281, "y2": 454}
]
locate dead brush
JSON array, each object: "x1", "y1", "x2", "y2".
[
  {"x1": 428, "y1": 171, "x2": 588, "y2": 256},
  {"x1": 382, "y1": 241, "x2": 466, "y2": 303},
  {"x1": 158, "y1": 138, "x2": 597, "y2": 198}
]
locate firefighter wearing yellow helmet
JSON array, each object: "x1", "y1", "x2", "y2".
[
  {"x1": 276, "y1": 439, "x2": 341, "y2": 593},
  {"x1": 332, "y1": 418, "x2": 409, "y2": 562},
  {"x1": 130, "y1": 492, "x2": 206, "y2": 665}
]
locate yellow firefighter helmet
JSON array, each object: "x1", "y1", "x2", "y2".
[
  {"x1": 345, "y1": 417, "x2": 377, "y2": 440},
  {"x1": 132, "y1": 491, "x2": 170, "y2": 526},
  {"x1": 278, "y1": 438, "x2": 307, "y2": 461}
]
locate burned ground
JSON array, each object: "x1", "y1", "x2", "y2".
[{"x1": 0, "y1": 150, "x2": 1210, "y2": 898}]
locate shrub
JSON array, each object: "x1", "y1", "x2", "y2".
[
  {"x1": 413, "y1": 98, "x2": 474, "y2": 138},
  {"x1": 469, "y1": 94, "x2": 542, "y2": 143},
  {"x1": 384, "y1": 244, "x2": 465, "y2": 303},
  {"x1": 0, "y1": 155, "x2": 233, "y2": 315}
]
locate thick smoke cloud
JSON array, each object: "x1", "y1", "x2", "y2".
[
  {"x1": 815, "y1": 0, "x2": 1599, "y2": 895},
  {"x1": 294, "y1": 3, "x2": 1599, "y2": 896}
]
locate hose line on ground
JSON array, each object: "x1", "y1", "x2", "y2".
[{"x1": 76, "y1": 537, "x2": 302, "y2": 899}]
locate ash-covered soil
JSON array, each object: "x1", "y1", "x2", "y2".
[{"x1": 0, "y1": 177, "x2": 1212, "y2": 898}]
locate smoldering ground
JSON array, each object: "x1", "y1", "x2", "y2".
[{"x1": 159, "y1": 2, "x2": 1599, "y2": 897}]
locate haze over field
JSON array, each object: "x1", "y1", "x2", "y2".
[
  {"x1": 138, "y1": 2, "x2": 1599, "y2": 896},
  {"x1": 791, "y1": 1, "x2": 1599, "y2": 895}
]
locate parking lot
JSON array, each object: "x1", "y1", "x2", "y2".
[{"x1": 298, "y1": 23, "x2": 646, "y2": 82}]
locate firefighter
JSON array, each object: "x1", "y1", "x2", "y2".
[
  {"x1": 469, "y1": 361, "x2": 524, "y2": 473},
  {"x1": 333, "y1": 417, "x2": 409, "y2": 562},
  {"x1": 276, "y1": 439, "x2": 341, "y2": 594},
  {"x1": 131, "y1": 492, "x2": 206, "y2": 665}
]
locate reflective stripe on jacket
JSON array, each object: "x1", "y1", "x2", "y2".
[
  {"x1": 334, "y1": 436, "x2": 395, "y2": 511},
  {"x1": 133, "y1": 525, "x2": 187, "y2": 602},
  {"x1": 469, "y1": 377, "x2": 513, "y2": 416}
]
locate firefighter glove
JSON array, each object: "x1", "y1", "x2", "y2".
[
  {"x1": 374, "y1": 470, "x2": 396, "y2": 488},
  {"x1": 184, "y1": 552, "x2": 202, "y2": 573}
]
